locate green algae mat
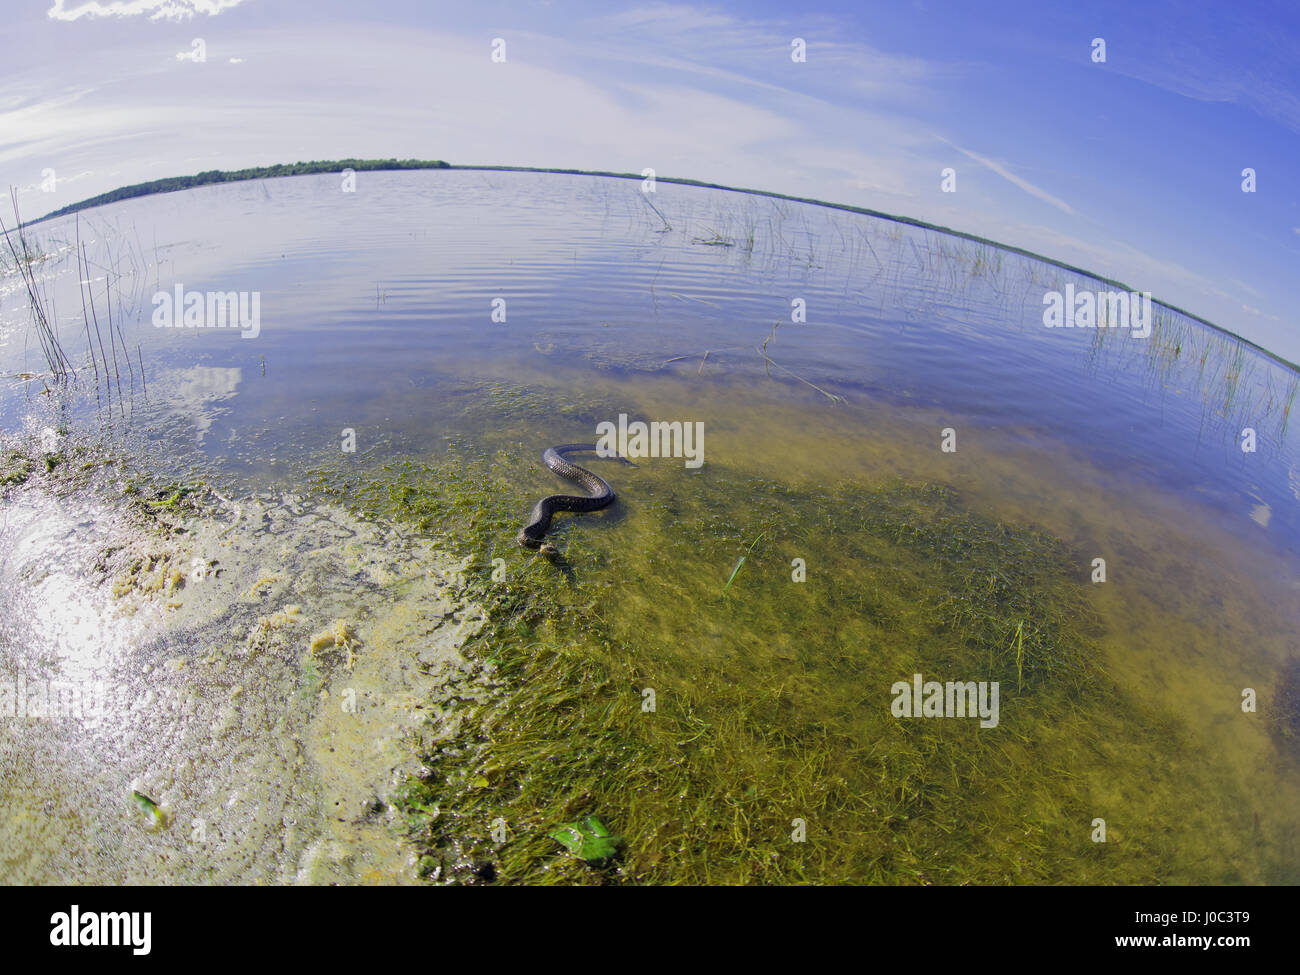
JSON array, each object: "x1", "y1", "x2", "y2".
[{"x1": 309, "y1": 383, "x2": 1286, "y2": 886}]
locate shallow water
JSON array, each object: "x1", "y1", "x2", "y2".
[
  {"x1": 1, "y1": 170, "x2": 1297, "y2": 883},
  {"x1": 0, "y1": 474, "x2": 488, "y2": 883}
]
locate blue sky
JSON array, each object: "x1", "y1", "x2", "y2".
[{"x1": 2, "y1": 0, "x2": 1297, "y2": 361}]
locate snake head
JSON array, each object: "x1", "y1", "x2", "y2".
[{"x1": 518, "y1": 530, "x2": 557, "y2": 557}]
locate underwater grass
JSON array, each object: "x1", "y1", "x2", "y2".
[{"x1": 305, "y1": 382, "x2": 1267, "y2": 886}]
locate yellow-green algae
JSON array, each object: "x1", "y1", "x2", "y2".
[
  {"x1": 0, "y1": 433, "x2": 489, "y2": 884},
  {"x1": 313, "y1": 380, "x2": 1296, "y2": 885}
]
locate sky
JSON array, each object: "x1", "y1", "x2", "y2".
[{"x1": 1, "y1": 0, "x2": 1297, "y2": 362}]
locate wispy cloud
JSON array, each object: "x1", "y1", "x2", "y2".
[
  {"x1": 47, "y1": 0, "x2": 246, "y2": 22},
  {"x1": 14, "y1": 169, "x2": 93, "y2": 195},
  {"x1": 583, "y1": 4, "x2": 940, "y2": 103},
  {"x1": 938, "y1": 136, "x2": 1074, "y2": 215},
  {"x1": 5, "y1": 4, "x2": 1294, "y2": 363},
  {"x1": 1113, "y1": 19, "x2": 1300, "y2": 135},
  {"x1": 1018, "y1": 2, "x2": 1300, "y2": 137}
]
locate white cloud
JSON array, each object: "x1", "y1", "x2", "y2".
[
  {"x1": 593, "y1": 5, "x2": 740, "y2": 32},
  {"x1": 47, "y1": 0, "x2": 246, "y2": 22},
  {"x1": 6, "y1": 14, "x2": 1291, "y2": 362},
  {"x1": 939, "y1": 138, "x2": 1074, "y2": 216},
  {"x1": 579, "y1": 3, "x2": 940, "y2": 109},
  {"x1": 15, "y1": 169, "x2": 93, "y2": 194},
  {"x1": 1018, "y1": 5, "x2": 1300, "y2": 137},
  {"x1": 1108, "y1": 32, "x2": 1300, "y2": 136}
]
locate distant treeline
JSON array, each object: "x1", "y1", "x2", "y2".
[
  {"x1": 19, "y1": 159, "x2": 1295, "y2": 373},
  {"x1": 33, "y1": 158, "x2": 450, "y2": 222}
]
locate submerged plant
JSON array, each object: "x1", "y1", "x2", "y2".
[
  {"x1": 722, "y1": 530, "x2": 766, "y2": 593},
  {"x1": 308, "y1": 382, "x2": 1254, "y2": 886},
  {"x1": 550, "y1": 816, "x2": 623, "y2": 865}
]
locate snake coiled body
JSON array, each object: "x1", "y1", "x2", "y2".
[{"x1": 517, "y1": 444, "x2": 626, "y2": 550}]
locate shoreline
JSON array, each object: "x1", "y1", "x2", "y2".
[
  {"x1": 2, "y1": 370, "x2": 1296, "y2": 883},
  {"x1": 0, "y1": 432, "x2": 489, "y2": 884},
  {"x1": 17, "y1": 160, "x2": 1297, "y2": 375}
]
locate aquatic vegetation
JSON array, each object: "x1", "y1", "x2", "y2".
[
  {"x1": 309, "y1": 619, "x2": 359, "y2": 669},
  {"x1": 0, "y1": 424, "x2": 491, "y2": 883},
  {"x1": 311, "y1": 383, "x2": 1267, "y2": 886},
  {"x1": 5, "y1": 171, "x2": 1295, "y2": 886},
  {"x1": 1, "y1": 190, "x2": 73, "y2": 381},
  {"x1": 550, "y1": 816, "x2": 623, "y2": 865},
  {"x1": 722, "y1": 530, "x2": 766, "y2": 593},
  {"x1": 1081, "y1": 293, "x2": 1296, "y2": 444},
  {"x1": 692, "y1": 229, "x2": 735, "y2": 247},
  {"x1": 130, "y1": 790, "x2": 167, "y2": 831},
  {"x1": 0, "y1": 449, "x2": 32, "y2": 486},
  {"x1": 1271, "y1": 659, "x2": 1300, "y2": 753},
  {"x1": 2, "y1": 203, "x2": 147, "y2": 413}
]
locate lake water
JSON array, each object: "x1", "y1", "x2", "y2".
[{"x1": 1, "y1": 170, "x2": 1297, "y2": 884}]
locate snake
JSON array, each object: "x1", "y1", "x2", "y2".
[{"x1": 517, "y1": 444, "x2": 630, "y2": 554}]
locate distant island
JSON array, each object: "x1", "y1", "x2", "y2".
[{"x1": 33, "y1": 158, "x2": 451, "y2": 223}]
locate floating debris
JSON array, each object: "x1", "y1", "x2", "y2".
[{"x1": 131, "y1": 790, "x2": 167, "y2": 831}]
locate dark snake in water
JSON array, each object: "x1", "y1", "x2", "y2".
[{"x1": 517, "y1": 444, "x2": 631, "y2": 554}]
